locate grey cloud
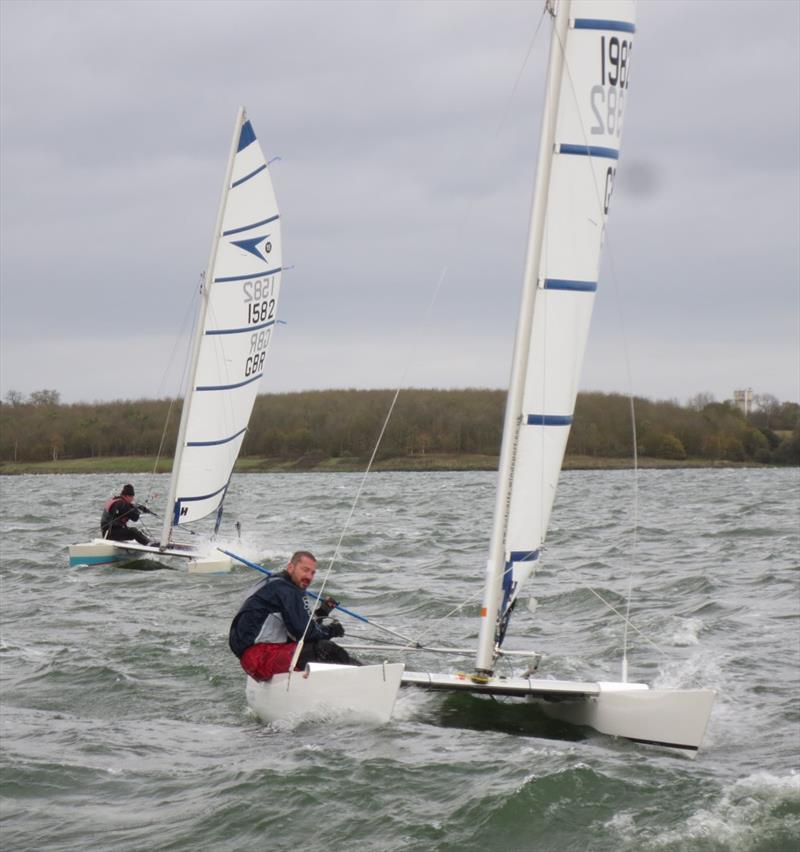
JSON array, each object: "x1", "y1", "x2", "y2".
[{"x1": 1, "y1": 0, "x2": 797, "y2": 404}]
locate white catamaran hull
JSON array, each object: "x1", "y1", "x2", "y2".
[
  {"x1": 68, "y1": 539, "x2": 233, "y2": 573},
  {"x1": 538, "y1": 682, "x2": 716, "y2": 757},
  {"x1": 246, "y1": 662, "x2": 405, "y2": 725},
  {"x1": 401, "y1": 671, "x2": 714, "y2": 757}
]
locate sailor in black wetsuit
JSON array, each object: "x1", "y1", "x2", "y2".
[{"x1": 100, "y1": 483, "x2": 154, "y2": 546}]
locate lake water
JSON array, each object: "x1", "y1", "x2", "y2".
[{"x1": 1, "y1": 468, "x2": 798, "y2": 851}]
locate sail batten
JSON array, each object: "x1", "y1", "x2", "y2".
[
  {"x1": 223, "y1": 214, "x2": 280, "y2": 236},
  {"x1": 186, "y1": 427, "x2": 248, "y2": 448},
  {"x1": 232, "y1": 165, "x2": 267, "y2": 188},
  {"x1": 206, "y1": 319, "x2": 277, "y2": 336},
  {"x1": 525, "y1": 414, "x2": 574, "y2": 426},
  {"x1": 194, "y1": 373, "x2": 265, "y2": 392},
  {"x1": 214, "y1": 266, "x2": 282, "y2": 283},
  {"x1": 559, "y1": 143, "x2": 619, "y2": 159},
  {"x1": 543, "y1": 278, "x2": 597, "y2": 292},
  {"x1": 573, "y1": 18, "x2": 635, "y2": 33},
  {"x1": 508, "y1": 550, "x2": 540, "y2": 562}
]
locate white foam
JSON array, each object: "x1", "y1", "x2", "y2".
[
  {"x1": 647, "y1": 771, "x2": 800, "y2": 849},
  {"x1": 665, "y1": 616, "x2": 704, "y2": 647}
]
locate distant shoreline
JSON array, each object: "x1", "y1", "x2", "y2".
[{"x1": 0, "y1": 453, "x2": 771, "y2": 475}]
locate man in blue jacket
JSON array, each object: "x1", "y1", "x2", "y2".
[{"x1": 229, "y1": 550, "x2": 359, "y2": 680}]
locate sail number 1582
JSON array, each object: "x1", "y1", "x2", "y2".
[{"x1": 243, "y1": 277, "x2": 276, "y2": 326}]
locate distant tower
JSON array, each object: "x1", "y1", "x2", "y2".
[{"x1": 733, "y1": 388, "x2": 753, "y2": 415}]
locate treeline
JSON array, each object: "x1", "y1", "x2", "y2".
[{"x1": 0, "y1": 388, "x2": 798, "y2": 465}]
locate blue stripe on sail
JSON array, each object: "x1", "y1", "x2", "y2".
[
  {"x1": 173, "y1": 483, "x2": 229, "y2": 524},
  {"x1": 501, "y1": 563, "x2": 514, "y2": 597},
  {"x1": 214, "y1": 266, "x2": 281, "y2": 283},
  {"x1": 559, "y1": 143, "x2": 619, "y2": 159},
  {"x1": 238, "y1": 120, "x2": 256, "y2": 152},
  {"x1": 232, "y1": 163, "x2": 266, "y2": 188},
  {"x1": 574, "y1": 18, "x2": 636, "y2": 34},
  {"x1": 196, "y1": 373, "x2": 263, "y2": 392},
  {"x1": 500, "y1": 549, "x2": 540, "y2": 621},
  {"x1": 187, "y1": 427, "x2": 247, "y2": 448},
  {"x1": 544, "y1": 278, "x2": 597, "y2": 292},
  {"x1": 526, "y1": 414, "x2": 573, "y2": 426},
  {"x1": 206, "y1": 319, "x2": 276, "y2": 336},
  {"x1": 508, "y1": 549, "x2": 540, "y2": 563},
  {"x1": 223, "y1": 214, "x2": 280, "y2": 237}
]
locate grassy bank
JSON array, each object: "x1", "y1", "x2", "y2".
[{"x1": 0, "y1": 454, "x2": 768, "y2": 475}]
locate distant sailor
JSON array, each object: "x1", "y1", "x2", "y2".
[
  {"x1": 100, "y1": 483, "x2": 155, "y2": 546},
  {"x1": 229, "y1": 550, "x2": 359, "y2": 680}
]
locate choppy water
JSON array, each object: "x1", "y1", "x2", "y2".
[{"x1": 1, "y1": 468, "x2": 798, "y2": 851}]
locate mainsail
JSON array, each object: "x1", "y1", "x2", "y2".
[
  {"x1": 477, "y1": 0, "x2": 636, "y2": 670},
  {"x1": 160, "y1": 108, "x2": 282, "y2": 545}
]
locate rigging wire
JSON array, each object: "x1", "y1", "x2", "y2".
[
  {"x1": 411, "y1": 586, "x2": 485, "y2": 647},
  {"x1": 289, "y1": 265, "x2": 451, "y2": 672},
  {"x1": 148, "y1": 274, "x2": 204, "y2": 511},
  {"x1": 583, "y1": 584, "x2": 668, "y2": 659}
]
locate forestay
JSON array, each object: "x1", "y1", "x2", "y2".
[
  {"x1": 478, "y1": 0, "x2": 636, "y2": 667},
  {"x1": 161, "y1": 109, "x2": 282, "y2": 543}
]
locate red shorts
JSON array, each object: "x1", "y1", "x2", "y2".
[{"x1": 240, "y1": 643, "x2": 299, "y2": 681}]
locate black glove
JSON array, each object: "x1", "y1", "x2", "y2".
[
  {"x1": 314, "y1": 596, "x2": 339, "y2": 619},
  {"x1": 137, "y1": 504, "x2": 152, "y2": 515},
  {"x1": 327, "y1": 620, "x2": 345, "y2": 639}
]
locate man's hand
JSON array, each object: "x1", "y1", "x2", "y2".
[
  {"x1": 327, "y1": 620, "x2": 345, "y2": 639},
  {"x1": 137, "y1": 504, "x2": 153, "y2": 515},
  {"x1": 314, "y1": 596, "x2": 339, "y2": 619}
]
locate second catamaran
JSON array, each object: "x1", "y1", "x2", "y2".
[{"x1": 69, "y1": 108, "x2": 282, "y2": 572}]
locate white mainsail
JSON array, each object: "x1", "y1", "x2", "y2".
[
  {"x1": 477, "y1": 0, "x2": 636, "y2": 670},
  {"x1": 161, "y1": 108, "x2": 282, "y2": 544}
]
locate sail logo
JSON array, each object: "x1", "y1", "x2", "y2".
[{"x1": 231, "y1": 234, "x2": 272, "y2": 263}]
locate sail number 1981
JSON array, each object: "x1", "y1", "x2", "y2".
[
  {"x1": 599, "y1": 35, "x2": 631, "y2": 89},
  {"x1": 590, "y1": 34, "x2": 633, "y2": 138}
]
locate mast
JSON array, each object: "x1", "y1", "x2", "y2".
[
  {"x1": 160, "y1": 107, "x2": 246, "y2": 546},
  {"x1": 475, "y1": 1, "x2": 570, "y2": 673}
]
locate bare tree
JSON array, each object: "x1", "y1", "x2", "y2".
[{"x1": 29, "y1": 389, "x2": 61, "y2": 406}]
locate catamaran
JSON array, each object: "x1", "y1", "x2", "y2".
[
  {"x1": 244, "y1": 0, "x2": 715, "y2": 756},
  {"x1": 69, "y1": 108, "x2": 282, "y2": 573}
]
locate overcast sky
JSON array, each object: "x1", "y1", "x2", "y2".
[{"x1": 1, "y1": 0, "x2": 798, "y2": 407}]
